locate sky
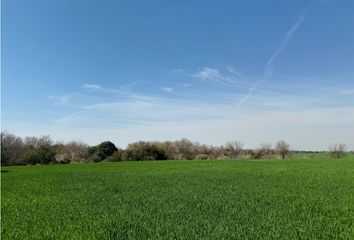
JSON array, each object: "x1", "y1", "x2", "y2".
[{"x1": 2, "y1": 0, "x2": 354, "y2": 150}]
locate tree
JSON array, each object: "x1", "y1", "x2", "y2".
[
  {"x1": 174, "y1": 138, "x2": 197, "y2": 160},
  {"x1": 55, "y1": 141, "x2": 89, "y2": 163},
  {"x1": 34, "y1": 136, "x2": 56, "y2": 164},
  {"x1": 1, "y1": 131, "x2": 25, "y2": 165},
  {"x1": 225, "y1": 141, "x2": 243, "y2": 158},
  {"x1": 275, "y1": 140, "x2": 291, "y2": 159},
  {"x1": 329, "y1": 143, "x2": 346, "y2": 158},
  {"x1": 97, "y1": 141, "x2": 118, "y2": 160}
]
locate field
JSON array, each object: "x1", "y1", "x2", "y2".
[{"x1": 2, "y1": 154, "x2": 354, "y2": 239}]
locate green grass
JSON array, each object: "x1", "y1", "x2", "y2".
[{"x1": 2, "y1": 154, "x2": 354, "y2": 239}]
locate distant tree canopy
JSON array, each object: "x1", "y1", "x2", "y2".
[{"x1": 3, "y1": 131, "x2": 348, "y2": 166}]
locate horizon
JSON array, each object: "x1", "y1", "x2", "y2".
[{"x1": 2, "y1": 0, "x2": 354, "y2": 151}]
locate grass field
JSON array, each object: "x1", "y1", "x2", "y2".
[{"x1": 2, "y1": 154, "x2": 354, "y2": 239}]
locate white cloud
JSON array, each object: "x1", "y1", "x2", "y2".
[
  {"x1": 191, "y1": 67, "x2": 247, "y2": 88},
  {"x1": 193, "y1": 67, "x2": 221, "y2": 80},
  {"x1": 82, "y1": 84, "x2": 102, "y2": 91},
  {"x1": 161, "y1": 87, "x2": 173, "y2": 93},
  {"x1": 48, "y1": 93, "x2": 77, "y2": 105}
]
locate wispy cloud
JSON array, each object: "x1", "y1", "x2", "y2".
[
  {"x1": 161, "y1": 87, "x2": 174, "y2": 93},
  {"x1": 191, "y1": 67, "x2": 245, "y2": 87},
  {"x1": 82, "y1": 84, "x2": 102, "y2": 91},
  {"x1": 21, "y1": 101, "x2": 354, "y2": 150},
  {"x1": 82, "y1": 82, "x2": 153, "y2": 100},
  {"x1": 226, "y1": 66, "x2": 244, "y2": 78},
  {"x1": 48, "y1": 93, "x2": 77, "y2": 105},
  {"x1": 193, "y1": 67, "x2": 220, "y2": 80}
]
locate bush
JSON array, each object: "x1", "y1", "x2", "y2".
[
  {"x1": 87, "y1": 153, "x2": 103, "y2": 163},
  {"x1": 250, "y1": 150, "x2": 262, "y2": 159},
  {"x1": 195, "y1": 154, "x2": 209, "y2": 160},
  {"x1": 105, "y1": 150, "x2": 123, "y2": 162},
  {"x1": 251, "y1": 143, "x2": 274, "y2": 159},
  {"x1": 123, "y1": 142, "x2": 168, "y2": 161},
  {"x1": 18, "y1": 150, "x2": 41, "y2": 165},
  {"x1": 329, "y1": 144, "x2": 346, "y2": 158},
  {"x1": 154, "y1": 141, "x2": 178, "y2": 160}
]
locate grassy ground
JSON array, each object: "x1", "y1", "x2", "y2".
[{"x1": 2, "y1": 154, "x2": 354, "y2": 239}]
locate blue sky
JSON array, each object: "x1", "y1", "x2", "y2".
[{"x1": 2, "y1": 0, "x2": 354, "y2": 150}]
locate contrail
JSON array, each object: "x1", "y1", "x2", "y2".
[
  {"x1": 235, "y1": 0, "x2": 329, "y2": 111},
  {"x1": 264, "y1": 13, "x2": 307, "y2": 76},
  {"x1": 235, "y1": 81, "x2": 258, "y2": 111}
]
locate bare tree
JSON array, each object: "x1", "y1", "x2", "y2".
[
  {"x1": 259, "y1": 143, "x2": 273, "y2": 158},
  {"x1": 174, "y1": 138, "x2": 197, "y2": 160},
  {"x1": 1, "y1": 131, "x2": 25, "y2": 165},
  {"x1": 225, "y1": 141, "x2": 243, "y2": 158},
  {"x1": 328, "y1": 143, "x2": 346, "y2": 158},
  {"x1": 275, "y1": 140, "x2": 291, "y2": 159},
  {"x1": 56, "y1": 141, "x2": 89, "y2": 163}
]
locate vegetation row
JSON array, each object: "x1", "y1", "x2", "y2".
[{"x1": 1, "y1": 131, "x2": 348, "y2": 166}]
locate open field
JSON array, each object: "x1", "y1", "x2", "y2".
[{"x1": 2, "y1": 154, "x2": 354, "y2": 239}]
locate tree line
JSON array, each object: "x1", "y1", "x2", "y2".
[{"x1": 0, "y1": 131, "x2": 348, "y2": 166}]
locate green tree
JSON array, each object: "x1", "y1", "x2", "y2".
[{"x1": 97, "y1": 141, "x2": 118, "y2": 160}]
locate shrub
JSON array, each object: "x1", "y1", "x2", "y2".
[
  {"x1": 87, "y1": 153, "x2": 103, "y2": 163},
  {"x1": 105, "y1": 150, "x2": 123, "y2": 162},
  {"x1": 195, "y1": 154, "x2": 209, "y2": 160},
  {"x1": 17, "y1": 150, "x2": 41, "y2": 165},
  {"x1": 329, "y1": 144, "x2": 346, "y2": 158},
  {"x1": 250, "y1": 150, "x2": 262, "y2": 159},
  {"x1": 154, "y1": 141, "x2": 178, "y2": 160},
  {"x1": 123, "y1": 142, "x2": 168, "y2": 161},
  {"x1": 251, "y1": 143, "x2": 274, "y2": 159}
]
